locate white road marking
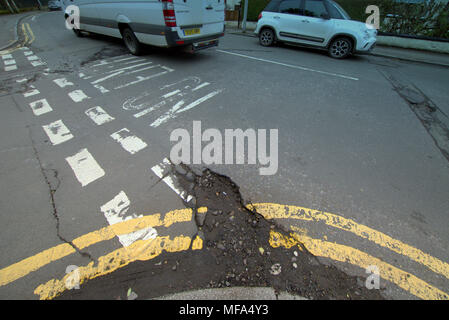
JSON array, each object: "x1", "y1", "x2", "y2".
[
  {"x1": 217, "y1": 49, "x2": 359, "y2": 81},
  {"x1": 192, "y1": 82, "x2": 210, "y2": 91},
  {"x1": 27, "y1": 55, "x2": 39, "y2": 61},
  {"x1": 16, "y1": 78, "x2": 27, "y2": 83},
  {"x1": 111, "y1": 128, "x2": 147, "y2": 154},
  {"x1": 65, "y1": 148, "x2": 105, "y2": 187},
  {"x1": 151, "y1": 158, "x2": 193, "y2": 203},
  {"x1": 23, "y1": 86, "x2": 40, "y2": 97},
  {"x1": 91, "y1": 70, "x2": 125, "y2": 84},
  {"x1": 1, "y1": 54, "x2": 13, "y2": 60},
  {"x1": 4, "y1": 59, "x2": 16, "y2": 65},
  {"x1": 176, "y1": 90, "x2": 223, "y2": 114},
  {"x1": 31, "y1": 60, "x2": 45, "y2": 67},
  {"x1": 19, "y1": 47, "x2": 29, "y2": 51},
  {"x1": 29, "y1": 98, "x2": 52, "y2": 116},
  {"x1": 111, "y1": 56, "x2": 141, "y2": 63},
  {"x1": 149, "y1": 90, "x2": 223, "y2": 127},
  {"x1": 93, "y1": 84, "x2": 109, "y2": 93},
  {"x1": 23, "y1": 51, "x2": 33, "y2": 56},
  {"x1": 42, "y1": 120, "x2": 74, "y2": 145},
  {"x1": 133, "y1": 100, "x2": 167, "y2": 118},
  {"x1": 150, "y1": 100, "x2": 185, "y2": 128},
  {"x1": 5, "y1": 65, "x2": 17, "y2": 71},
  {"x1": 162, "y1": 89, "x2": 181, "y2": 99},
  {"x1": 114, "y1": 67, "x2": 173, "y2": 90},
  {"x1": 53, "y1": 78, "x2": 74, "y2": 88},
  {"x1": 85, "y1": 106, "x2": 115, "y2": 125},
  {"x1": 100, "y1": 191, "x2": 157, "y2": 247},
  {"x1": 68, "y1": 90, "x2": 89, "y2": 102}
]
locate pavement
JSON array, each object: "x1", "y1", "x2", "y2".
[{"x1": 154, "y1": 287, "x2": 307, "y2": 300}]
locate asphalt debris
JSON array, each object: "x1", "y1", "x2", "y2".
[{"x1": 58, "y1": 162, "x2": 384, "y2": 300}]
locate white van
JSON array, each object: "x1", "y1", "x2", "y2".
[{"x1": 64, "y1": 0, "x2": 225, "y2": 55}]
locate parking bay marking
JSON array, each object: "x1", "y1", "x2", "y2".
[{"x1": 216, "y1": 49, "x2": 359, "y2": 81}]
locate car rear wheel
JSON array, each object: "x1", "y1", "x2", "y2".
[
  {"x1": 259, "y1": 28, "x2": 275, "y2": 47},
  {"x1": 328, "y1": 37, "x2": 352, "y2": 59},
  {"x1": 122, "y1": 28, "x2": 142, "y2": 56}
]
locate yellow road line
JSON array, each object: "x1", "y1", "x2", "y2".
[
  {"x1": 251, "y1": 203, "x2": 449, "y2": 281},
  {"x1": 25, "y1": 23, "x2": 35, "y2": 45},
  {"x1": 0, "y1": 207, "x2": 206, "y2": 287},
  {"x1": 269, "y1": 230, "x2": 449, "y2": 300},
  {"x1": 34, "y1": 234, "x2": 203, "y2": 300},
  {"x1": 21, "y1": 24, "x2": 29, "y2": 46}
]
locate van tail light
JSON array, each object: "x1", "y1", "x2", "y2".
[
  {"x1": 258, "y1": 13, "x2": 262, "y2": 21},
  {"x1": 162, "y1": 0, "x2": 177, "y2": 27}
]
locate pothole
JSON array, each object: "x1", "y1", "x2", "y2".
[{"x1": 57, "y1": 162, "x2": 385, "y2": 300}]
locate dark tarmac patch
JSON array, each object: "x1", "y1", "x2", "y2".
[
  {"x1": 57, "y1": 165, "x2": 384, "y2": 300},
  {"x1": 80, "y1": 45, "x2": 129, "y2": 66}
]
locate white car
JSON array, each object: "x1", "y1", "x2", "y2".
[
  {"x1": 255, "y1": 0, "x2": 377, "y2": 59},
  {"x1": 64, "y1": 0, "x2": 225, "y2": 55}
]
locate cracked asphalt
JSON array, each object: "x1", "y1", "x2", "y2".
[{"x1": 1, "y1": 11, "x2": 449, "y2": 300}]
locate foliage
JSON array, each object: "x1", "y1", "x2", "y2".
[{"x1": 378, "y1": 0, "x2": 449, "y2": 38}]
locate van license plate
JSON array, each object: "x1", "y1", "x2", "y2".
[{"x1": 184, "y1": 28, "x2": 200, "y2": 36}]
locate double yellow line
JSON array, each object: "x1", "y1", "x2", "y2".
[
  {"x1": 1, "y1": 204, "x2": 448, "y2": 300},
  {"x1": 21, "y1": 23, "x2": 35, "y2": 46},
  {"x1": 0, "y1": 22, "x2": 35, "y2": 55}
]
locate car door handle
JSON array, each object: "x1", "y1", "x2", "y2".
[
  {"x1": 301, "y1": 20, "x2": 310, "y2": 23},
  {"x1": 273, "y1": 16, "x2": 280, "y2": 19}
]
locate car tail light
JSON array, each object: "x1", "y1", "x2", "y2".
[
  {"x1": 258, "y1": 13, "x2": 262, "y2": 20},
  {"x1": 162, "y1": 0, "x2": 177, "y2": 27}
]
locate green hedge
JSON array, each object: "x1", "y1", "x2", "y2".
[
  {"x1": 242, "y1": 0, "x2": 378, "y2": 22},
  {"x1": 241, "y1": 0, "x2": 270, "y2": 21}
]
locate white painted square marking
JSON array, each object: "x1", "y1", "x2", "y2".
[
  {"x1": 100, "y1": 191, "x2": 157, "y2": 247},
  {"x1": 53, "y1": 78, "x2": 74, "y2": 88},
  {"x1": 23, "y1": 51, "x2": 34, "y2": 56},
  {"x1": 42, "y1": 120, "x2": 74, "y2": 145},
  {"x1": 1, "y1": 54, "x2": 13, "y2": 60},
  {"x1": 111, "y1": 128, "x2": 147, "y2": 154},
  {"x1": 65, "y1": 148, "x2": 105, "y2": 187},
  {"x1": 85, "y1": 106, "x2": 115, "y2": 125},
  {"x1": 27, "y1": 55, "x2": 39, "y2": 61},
  {"x1": 68, "y1": 90, "x2": 89, "y2": 102},
  {"x1": 29, "y1": 98, "x2": 52, "y2": 116}
]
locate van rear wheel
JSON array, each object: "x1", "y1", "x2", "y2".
[{"x1": 122, "y1": 28, "x2": 142, "y2": 56}]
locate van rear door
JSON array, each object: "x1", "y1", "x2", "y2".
[{"x1": 173, "y1": 0, "x2": 224, "y2": 38}]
